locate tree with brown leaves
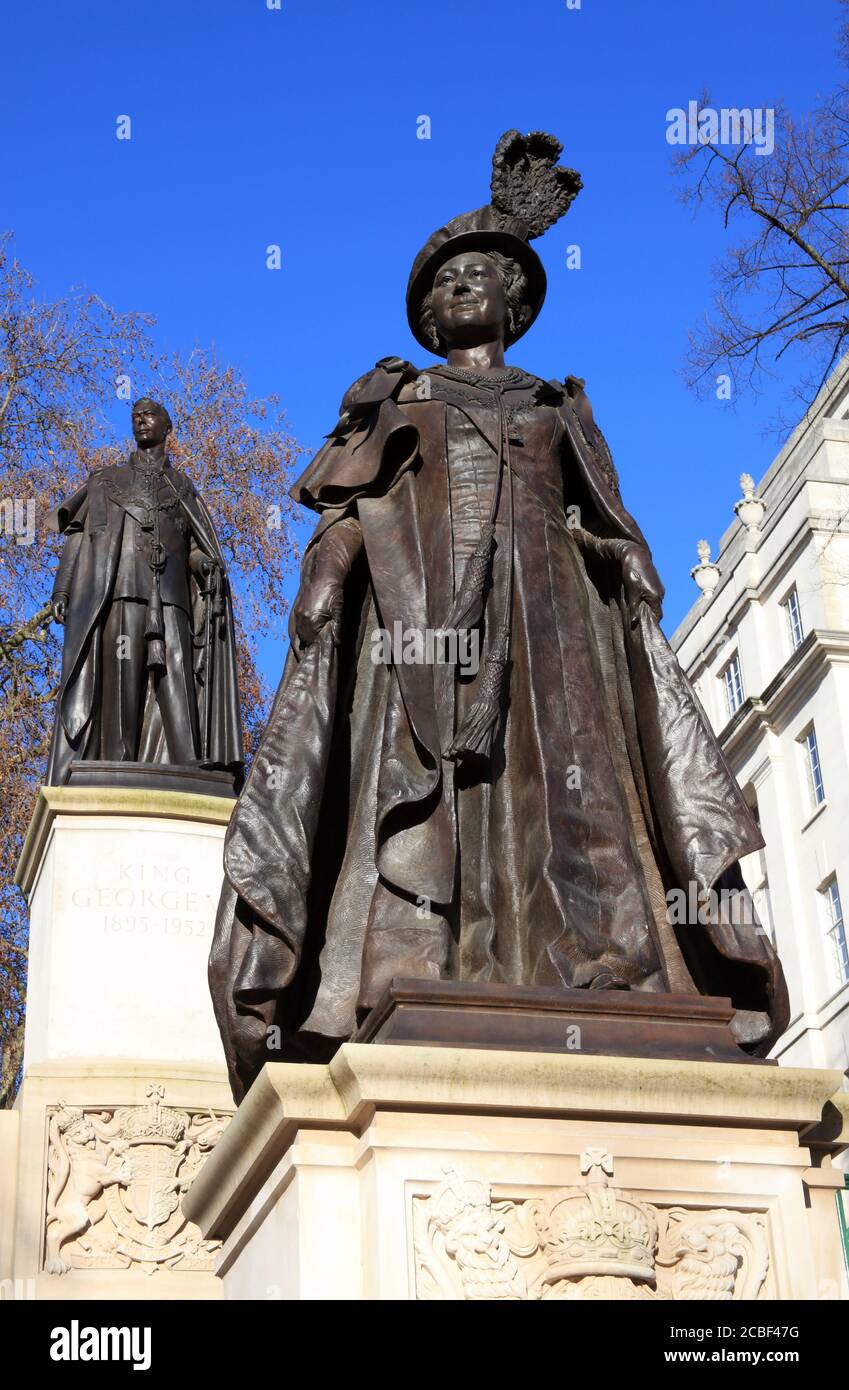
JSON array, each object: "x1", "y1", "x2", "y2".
[{"x1": 0, "y1": 236, "x2": 301, "y2": 1105}]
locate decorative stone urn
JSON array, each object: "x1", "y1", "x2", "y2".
[
  {"x1": 734, "y1": 473, "x2": 767, "y2": 533},
  {"x1": 690, "y1": 539, "x2": 721, "y2": 596}
]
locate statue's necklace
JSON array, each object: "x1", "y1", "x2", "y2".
[
  {"x1": 133, "y1": 451, "x2": 168, "y2": 476},
  {"x1": 438, "y1": 365, "x2": 526, "y2": 388}
]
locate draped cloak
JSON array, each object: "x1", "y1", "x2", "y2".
[
  {"x1": 46, "y1": 461, "x2": 243, "y2": 783},
  {"x1": 209, "y1": 359, "x2": 789, "y2": 1101}
]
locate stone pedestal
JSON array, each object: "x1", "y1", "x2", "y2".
[
  {"x1": 17, "y1": 785, "x2": 232, "y2": 1068},
  {"x1": 2, "y1": 786, "x2": 236, "y2": 1300},
  {"x1": 183, "y1": 1044, "x2": 849, "y2": 1301}
]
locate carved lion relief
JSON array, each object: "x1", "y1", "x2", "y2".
[
  {"x1": 44, "y1": 1084, "x2": 230, "y2": 1277},
  {"x1": 413, "y1": 1151, "x2": 771, "y2": 1301}
]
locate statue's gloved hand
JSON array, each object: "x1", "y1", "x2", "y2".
[
  {"x1": 621, "y1": 543, "x2": 664, "y2": 626},
  {"x1": 290, "y1": 576, "x2": 345, "y2": 649},
  {"x1": 570, "y1": 528, "x2": 664, "y2": 625},
  {"x1": 52, "y1": 594, "x2": 68, "y2": 624},
  {"x1": 289, "y1": 517, "x2": 363, "y2": 651}
]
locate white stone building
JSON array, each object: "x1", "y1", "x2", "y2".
[{"x1": 671, "y1": 359, "x2": 849, "y2": 1085}]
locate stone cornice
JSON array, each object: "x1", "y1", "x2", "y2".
[
  {"x1": 15, "y1": 784, "x2": 235, "y2": 895},
  {"x1": 672, "y1": 456, "x2": 849, "y2": 656},
  {"x1": 182, "y1": 1044, "x2": 847, "y2": 1242},
  {"x1": 718, "y1": 629, "x2": 849, "y2": 765}
]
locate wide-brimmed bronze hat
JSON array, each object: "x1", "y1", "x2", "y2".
[{"x1": 406, "y1": 130, "x2": 583, "y2": 354}]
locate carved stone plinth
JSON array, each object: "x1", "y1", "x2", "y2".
[
  {"x1": 2, "y1": 786, "x2": 237, "y2": 1301},
  {"x1": 16, "y1": 785, "x2": 234, "y2": 1068},
  {"x1": 182, "y1": 1045, "x2": 849, "y2": 1301}
]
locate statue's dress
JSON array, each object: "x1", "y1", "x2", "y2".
[
  {"x1": 356, "y1": 373, "x2": 666, "y2": 1007},
  {"x1": 210, "y1": 360, "x2": 788, "y2": 1098},
  {"x1": 445, "y1": 385, "x2": 664, "y2": 989}
]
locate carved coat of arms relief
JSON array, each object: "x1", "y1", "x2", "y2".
[
  {"x1": 45, "y1": 1084, "x2": 230, "y2": 1277},
  {"x1": 412, "y1": 1150, "x2": 771, "y2": 1301}
]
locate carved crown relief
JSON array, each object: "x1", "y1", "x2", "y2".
[
  {"x1": 44, "y1": 1084, "x2": 230, "y2": 1277},
  {"x1": 413, "y1": 1151, "x2": 771, "y2": 1301}
]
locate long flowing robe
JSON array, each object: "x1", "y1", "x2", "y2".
[
  {"x1": 46, "y1": 459, "x2": 243, "y2": 783},
  {"x1": 209, "y1": 359, "x2": 789, "y2": 1101}
]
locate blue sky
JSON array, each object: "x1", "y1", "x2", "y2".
[{"x1": 3, "y1": 0, "x2": 844, "y2": 659}]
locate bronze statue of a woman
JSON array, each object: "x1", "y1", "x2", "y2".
[{"x1": 210, "y1": 131, "x2": 788, "y2": 1100}]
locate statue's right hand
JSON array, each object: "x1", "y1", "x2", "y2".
[
  {"x1": 52, "y1": 595, "x2": 68, "y2": 625},
  {"x1": 289, "y1": 577, "x2": 344, "y2": 649}
]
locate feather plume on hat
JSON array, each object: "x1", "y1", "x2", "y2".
[{"x1": 407, "y1": 130, "x2": 582, "y2": 353}]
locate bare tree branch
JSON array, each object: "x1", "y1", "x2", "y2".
[{"x1": 673, "y1": 38, "x2": 849, "y2": 413}]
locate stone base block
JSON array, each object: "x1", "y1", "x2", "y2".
[
  {"x1": 65, "y1": 760, "x2": 241, "y2": 798},
  {"x1": 355, "y1": 977, "x2": 764, "y2": 1064},
  {"x1": 183, "y1": 1045, "x2": 849, "y2": 1301}
]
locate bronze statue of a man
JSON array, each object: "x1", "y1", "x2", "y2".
[
  {"x1": 210, "y1": 131, "x2": 788, "y2": 1100},
  {"x1": 46, "y1": 398, "x2": 243, "y2": 785}
]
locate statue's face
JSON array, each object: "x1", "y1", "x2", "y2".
[
  {"x1": 132, "y1": 402, "x2": 170, "y2": 447},
  {"x1": 430, "y1": 251, "x2": 507, "y2": 348}
]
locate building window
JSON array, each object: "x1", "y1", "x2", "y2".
[
  {"x1": 799, "y1": 724, "x2": 826, "y2": 810},
  {"x1": 822, "y1": 877, "x2": 849, "y2": 986},
  {"x1": 722, "y1": 654, "x2": 745, "y2": 717},
  {"x1": 783, "y1": 587, "x2": 804, "y2": 652}
]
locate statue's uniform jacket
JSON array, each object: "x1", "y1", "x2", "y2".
[
  {"x1": 46, "y1": 458, "x2": 243, "y2": 783},
  {"x1": 109, "y1": 466, "x2": 195, "y2": 611},
  {"x1": 210, "y1": 360, "x2": 789, "y2": 1101}
]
